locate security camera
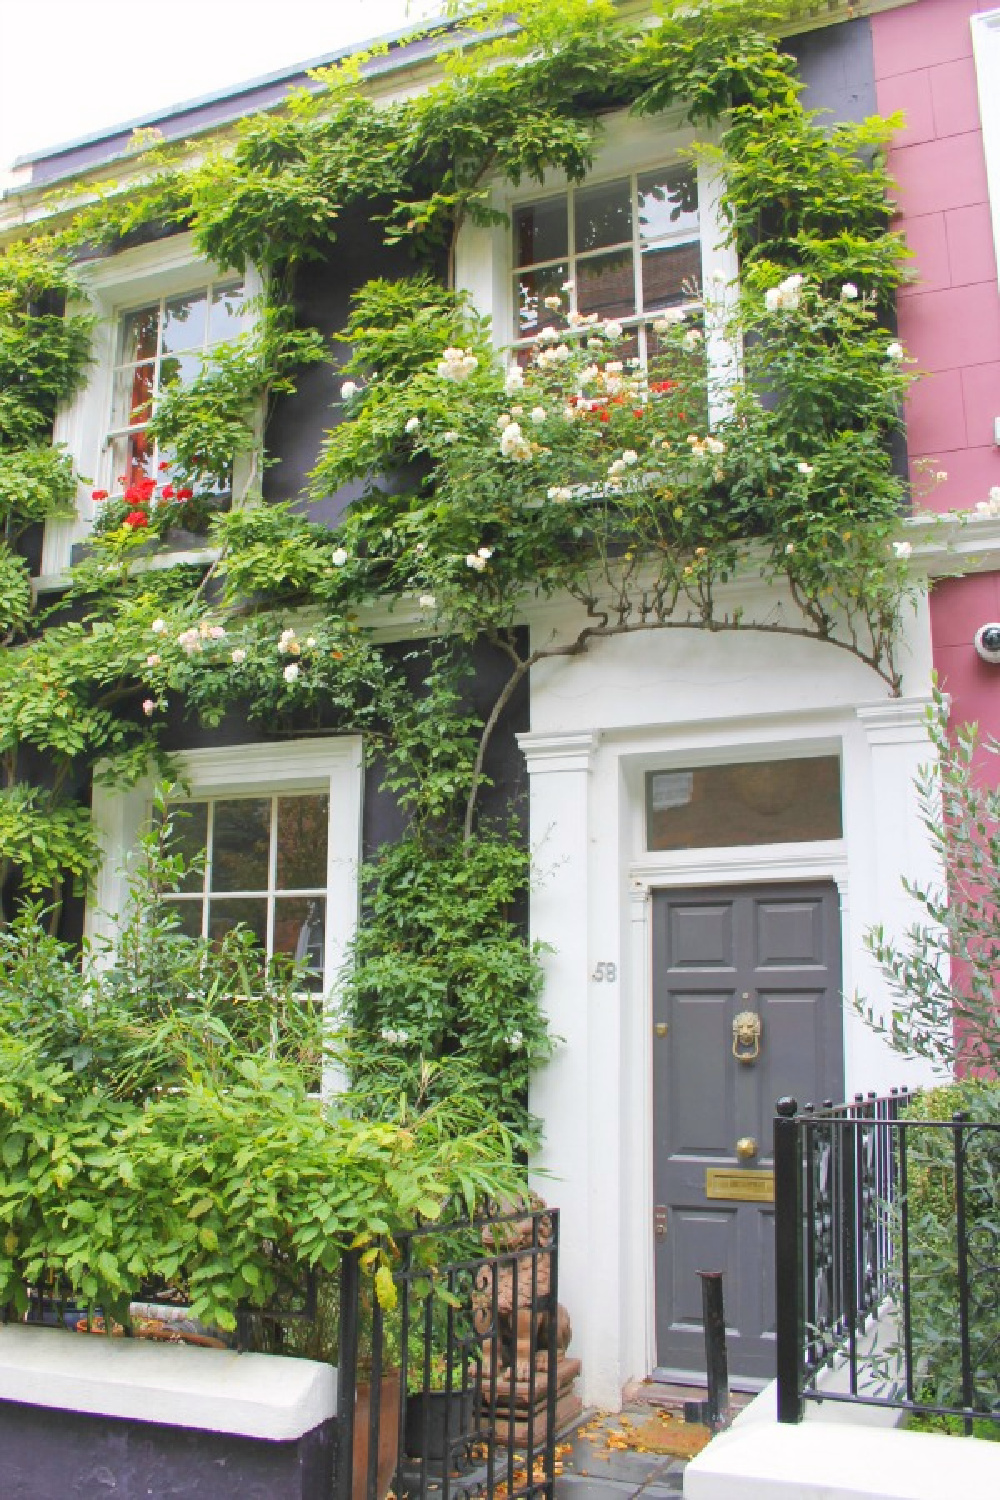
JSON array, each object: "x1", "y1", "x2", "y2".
[{"x1": 974, "y1": 623, "x2": 1000, "y2": 664}]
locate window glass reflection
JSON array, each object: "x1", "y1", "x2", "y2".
[
  {"x1": 212, "y1": 798, "x2": 270, "y2": 891},
  {"x1": 574, "y1": 177, "x2": 631, "y2": 253},
  {"x1": 645, "y1": 758, "x2": 843, "y2": 851}
]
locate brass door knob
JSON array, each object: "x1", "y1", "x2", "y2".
[{"x1": 736, "y1": 1137, "x2": 758, "y2": 1161}]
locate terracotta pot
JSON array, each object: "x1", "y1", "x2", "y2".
[{"x1": 352, "y1": 1371, "x2": 401, "y2": 1500}]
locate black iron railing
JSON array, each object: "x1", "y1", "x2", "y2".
[
  {"x1": 337, "y1": 1202, "x2": 560, "y2": 1500},
  {"x1": 774, "y1": 1091, "x2": 1000, "y2": 1434}
]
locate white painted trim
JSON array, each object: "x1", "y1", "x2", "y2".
[
  {"x1": 972, "y1": 9, "x2": 1000, "y2": 288},
  {"x1": 89, "y1": 735, "x2": 363, "y2": 1034},
  {"x1": 0, "y1": 1325, "x2": 335, "y2": 1442}
]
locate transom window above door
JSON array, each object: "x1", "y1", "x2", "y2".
[
  {"x1": 108, "y1": 277, "x2": 250, "y2": 490},
  {"x1": 645, "y1": 756, "x2": 843, "y2": 851},
  {"x1": 512, "y1": 166, "x2": 701, "y2": 359},
  {"x1": 164, "y1": 791, "x2": 329, "y2": 989}
]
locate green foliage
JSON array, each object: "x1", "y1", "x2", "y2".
[
  {"x1": 863, "y1": 691, "x2": 1000, "y2": 1072},
  {"x1": 0, "y1": 786, "x2": 100, "y2": 918},
  {"x1": 898, "y1": 1082, "x2": 1000, "y2": 1418},
  {"x1": 342, "y1": 831, "x2": 550, "y2": 1143},
  {"x1": 146, "y1": 307, "x2": 326, "y2": 493},
  {"x1": 0, "y1": 546, "x2": 31, "y2": 639},
  {"x1": 0, "y1": 813, "x2": 528, "y2": 1329},
  {"x1": 0, "y1": 243, "x2": 92, "y2": 447},
  {"x1": 0, "y1": 445, "x2": 77, "y2": 537}
]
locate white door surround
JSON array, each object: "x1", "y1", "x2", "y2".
[{"x1": 520, "y1": 692, "x2": 940, "y2": 1411}]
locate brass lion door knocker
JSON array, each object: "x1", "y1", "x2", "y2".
[{"x1": 732, "y1": 1010, "x2": 762, "y2": 1063}]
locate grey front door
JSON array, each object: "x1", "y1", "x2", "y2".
[{"x1": 652, "y1": 883, "x2": 844, "y2": 1381}]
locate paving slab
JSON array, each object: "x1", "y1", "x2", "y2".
[{"x1": 555, "y1": 1408, "x2": 690, "y2": 1500}]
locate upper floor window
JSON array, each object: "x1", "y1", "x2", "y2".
[
  {"x1": 42, "y1": 234, "x2": 264, "y2": 579},
  {"x1": 108, "y1": 277, "x2": 250, "y2": 490},
  {"x1": 512, "y1": 166, "x2": 701, "y2": 360}
]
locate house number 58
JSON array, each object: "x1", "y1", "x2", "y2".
[{"x1": 592, "y1": 961, "x2": 617, "y2": 983}]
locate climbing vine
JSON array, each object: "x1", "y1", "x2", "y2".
[{"x1": 0, "y1": 0, "x2": 927, "y2": 1129}]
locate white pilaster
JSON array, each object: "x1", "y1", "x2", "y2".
[
  {"x1": 517, "y1": 731, "x2": 610, "y2": 1402},
  {"x1": 852, "y1": 697, "x2": 940, "y2": 1091}
]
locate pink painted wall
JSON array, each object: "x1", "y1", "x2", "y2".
[{"x1": 873, "y1": 0, "x2": 1000, "y2": 736}]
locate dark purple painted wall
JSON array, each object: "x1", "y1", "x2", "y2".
[{"x1": 0, "y1": 1402, "x2": 335, "y2": 1500}]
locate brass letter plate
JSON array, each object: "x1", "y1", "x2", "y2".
[{"x1": 705, "y1": 1168, "x2": 774, "y2": 1203}]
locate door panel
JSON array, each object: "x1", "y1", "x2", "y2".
[{"x1": 653, "y1": 883, "x2": 843, "y2": 1380}]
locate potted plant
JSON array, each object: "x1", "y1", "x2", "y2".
[{"x1": 404, "y1": 1349, "x2": 478, "y2": 1463}]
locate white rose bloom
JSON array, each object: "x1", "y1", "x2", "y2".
[
  {"x1": 340, "y1": 380, "x2": 359, "y2": 399},
  {"x1": 405, "y1": 415, "x2": 420, "y2": 433},
  {"x1": 543, "y1": 295, "x2": 563, "y2": 310},
  {"x1": 606, "y1": 361, "x2": 624, "y2": 375},
  {"x1": 151, "y1": 618, "x2": 167, "y2": 635},
  {"x1": 418, "y1": 594, "x2": 436, "y2": 609},
  {"x1": 561, "y1": 280, "x2": 575, "y2": 292},
  {"x1": 604, "y1": 320, "x2": 623, "y2": 339},
  {"x1": 477, "y1": 546, "x2": 494, "y2": 560},
  {"x1": 886, "y1": 341, "x2": 904, "y2": 361},
  {"x1": 466, "y1": 553, "x2": 487, "y2": 572},
  {"x1": 765, "y1": 287, "x2": 783, "y2": 313},
  {"x1": 497, "y1": 413, "x2": 513, "y2": 429},
  {"x1": 505, "y1": 365, "x2": 525, "y2": 392},
  {"x1": 283, "y1": 663, "x2": 300, "y2": 683},
  {"x1": 146, "y1": 653, "x2": 161, "y2": 667},
  {"x1": 797, "y1": 461, "x2": 814, "y2": 476},
  {"x1": 443, "y1": 430, "x2": 459, "y2": 444},
  {"x1": 840, "y1": 283, "x2": 859, "y2": 301},
  {"x1": 231, "y1": 648, "x2": 247, "y2": 664},
  {"x1": 537, "y1": 327, "x2": 559, "y2": 344},
  {"x1": 530, "y1": 406, "x2": 547, "y2": 425},
  {"x1": 622, "y1": 449, "x2": 639, "y2": 465},
  {"x1": 331, "y1": 547, "x2": 348, "y2": 567},
  {"x1": 785, "y1": 543, "x2": 796, "y2": 555},
  {"x1": 892, "y1": 540, "x2": 913, "y2": 559},
  {"x1": 682, "y1": 328, "x2": 704, "y2": 350}
]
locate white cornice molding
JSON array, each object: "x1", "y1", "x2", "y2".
[
  {"x1": 517, "y1": 730, "x2": 599, "y2": 774},
  {"x1": 856, "y1": 696, "x2": 934, "y2": 744}
]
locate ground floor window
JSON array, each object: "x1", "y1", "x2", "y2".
[{"x1": 89, "y1": 737, "x2": 363, "y2": 1007}]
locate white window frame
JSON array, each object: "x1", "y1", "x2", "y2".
[
  {"x1": 88, "y1": 736, "x2": 364, "y2": 1027},
  {"x1": 972, "y1": 8, "x2": 1000, "y2": 287},
  {"x1": 44, "y1": 232, "x2": 264, "y2": 579},
  {"x1": 454, "y1": 111, "x2": 739, "y2": 422}
]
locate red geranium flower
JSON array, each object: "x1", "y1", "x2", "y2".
[
  {"x1": 157, "y1": 461, "x2": 171, "y2": 472},
  {"x1": 177, "y1": 487, "x2": 194, "y2": 501},
  {"x1": 91, "y1": 489, "x2": 109, "y2": 502},
  {"x1": 598, "y1": 410, "x2": 610, "y2": 423},
  {"x1": 161, "y1": 485, "x2": 175, "y2": 500},
  {"x1": 650, "y1": 380, "x2": 677, "y2": 394},
  {"x1": 124, "y1": 510, "x2": 149, "y2": 529}
]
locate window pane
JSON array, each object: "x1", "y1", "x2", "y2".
[
  {"x1": 577, "y1": 249, "x2": 635, "y2": 321},
  {"x1": 119, "y1": 305, "x2": 159, "y2": 364},
  {"x1": 109, "y1": 430, "x2": 155, "y2": 488},
  {"x1": 111, "y1": 362, "x2": 154, "y2": 428},
  {"x1": 209, "y1": 282, "x2": 250, "y2": 344},
  {"x1": 638, "y1": 169, "x2": 699, "y2": 244},
  {"x1": 275, "y1": 896, "x2": 326, "y2": 989},
  {"x1": 158, "y1": 352, "x2": 203, "y2": 391},
  {"x1": 514, "y1": 263, "x2": 568, "y2": 340},
  {"x1": 574, "y1": 177, "x2": 632, "y2": 254},
  {"x1": 641, "y1": 242, "x2": 702, "y2": 311},
  {"x1": 162, "y1": 899, "x2": 204, "y2": 940},
  {"x1": 646, "y1": 758, "x2": 842, "y2": 851},
  {"x1": 211, "y1": 798, "x2": 270, "y2": 891},
  {"x1": 162, "y1": 290, "x2": 209, "y2": 354},
  {"x1": 208, "y1": 897, "x2": 267, "y2": 951},
  {"x1": 167, "y1": 801, "x2": 208, "y2": 893},
  {"x1": 276, "y1": 794, "x2": 329, "y2": 889},
  {"x1": 513, "y1": 198, "x2": 567, "y2": 267}
]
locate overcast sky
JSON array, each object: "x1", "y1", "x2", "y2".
[{"x1": 0, "y1": 0, "x2": 442, "y2": 184}]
